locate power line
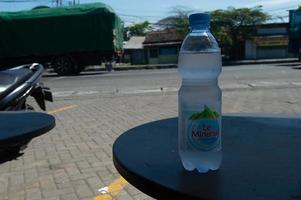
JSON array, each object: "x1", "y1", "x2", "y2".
[
  {"x1": 118, "y1": 13, "x2": 165, "y2": 20},
  {"x1": 0, "y1": 0, "x2": 50, "y2": 2}
]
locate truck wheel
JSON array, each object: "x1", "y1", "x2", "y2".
[
  {"x1": 75, "y1": 65, "x2": 85, "y2": 74},
  {"x1": 52, "y1": 56, "x2": 80, "y2": 76}
]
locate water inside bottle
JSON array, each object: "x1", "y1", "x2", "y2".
[{"x1": 178, "y1": 51, "x2": 221, "y2": 81}]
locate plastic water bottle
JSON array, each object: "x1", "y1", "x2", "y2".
[{"x1": 178, "y1": 13, "x2": 222, "y2": 173}]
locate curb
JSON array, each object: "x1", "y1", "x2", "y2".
[
  {"x1": 85, "y1": 64, "x2": 178, "y2": 72},
  {"x1": 223, "y1": 58, "x2": 299, "y2": 66},
  {"x1": 85, "y1": 58, "x2": 299, "y2": 72}
]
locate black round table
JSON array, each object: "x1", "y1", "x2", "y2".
[
  {"x1": 0, "y1": 111, "x2": 55, "y2": 148},
  {"x1": 113, "y1": 115, "x2": 301, "y2": 200}
]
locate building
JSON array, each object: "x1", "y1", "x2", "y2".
[
  {"x1": 245, "y1": 23, "x2": 292, "y2": 59},
  {"x1": 143, "y1": 29, "x2": 184, "y2": 64},
  {"x1": 123, "y1": 36, "x2": 147, "y2": 65}
]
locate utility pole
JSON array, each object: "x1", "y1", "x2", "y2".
[
  {"x1": 55, "y1": 0, "x2": 63, "y2": 7},
  {"x1": 71, "y1": 0, "x2": 79, "y2": 5}
]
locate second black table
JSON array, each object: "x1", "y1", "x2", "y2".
[{"x1": 113, "y1": 115, "x2": 301, "y2": 200}]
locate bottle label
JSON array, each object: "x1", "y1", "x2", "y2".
[{"x1": 185, "y1": 105, "x2": 220, "y2": 151}]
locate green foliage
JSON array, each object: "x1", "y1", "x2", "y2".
[
  {"x1": 157, "y1": 6, "x2": 191, "y2": 36},
  {"x1": 174, "y1": 16, "x2": 189, "y2": 36},
  {"x1": 211, "y1": 6, "x2": 270, "y2": 29},
  {"x1": 162, "y1": 6, "x2": 270, "y2": 59},
  {"x1": 210, "y1": 6, "x2": 270, "y2": 59},
  {"x1": 124, "y1": 21, "x2": 153, "y2": 40}
]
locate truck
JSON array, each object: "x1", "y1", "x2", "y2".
[
  {"x1": 0, "y1": 3, "x2": 123, "y2": 75},
  {"x1": 288, "y1": 5, "x2": 301, "y2": 60}
]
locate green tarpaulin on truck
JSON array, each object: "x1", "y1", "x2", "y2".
[{"x1": 0, "y1": 3, "x2": 123, "y2": 59}]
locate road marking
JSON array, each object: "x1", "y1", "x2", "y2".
[
  {"x1": 94, "y1": 177, "x2": 128, "y2": 200},
  {"x1": 47, "y1": 104, "x2": 78, "y2": 114},
  {"x1": 52, "y1": 76, "x2": 66, "y2": 80},
  {"x1": 52, "y1": 90, "x2": 99, "y2": 97}
]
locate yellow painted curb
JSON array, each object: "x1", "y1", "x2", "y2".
[
  {"x1": 48, "y1": 104, "x2": 78, "y2": 114},
  {"x1": 94, "y1": 177, "x2": 128, "y2": 200}
]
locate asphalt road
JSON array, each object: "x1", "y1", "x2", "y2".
[
  {"x1": 42, "y1": 62, "x2": 301, "y2": 99},
  {"x1": 2, "y1": 62, "x2": 301, "y2": 200}
]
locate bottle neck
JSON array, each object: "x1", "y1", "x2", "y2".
[
  {"x1": 182, "y1": 79, "x2": 218, "y2": 85},
  {"x1": 190, "y1": 25, "x2": 210, "y2": 32}
]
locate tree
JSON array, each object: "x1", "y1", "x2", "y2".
[
  {"x1": 156, "y1": 6, "x2": 191, "y2": 36},
  {"x1": 157, "y1": 6, "x2": 270, "y2": 59},
  {"x1": 124, "y1": 21, "x2": 153, "y2": 40},
  {"x1": 210, "y1": 6, "x2": 270, "y2": 59}
]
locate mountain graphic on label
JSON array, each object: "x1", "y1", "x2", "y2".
[{"x1": 189, "y1": 105, "x2": 219, "y2": 120}]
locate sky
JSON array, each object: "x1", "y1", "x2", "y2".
[{"x1": 0, "y1": 0, "x2": 300, "y2": 24}]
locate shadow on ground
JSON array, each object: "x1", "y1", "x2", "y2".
[
  {"x1": 0, "y1": 150, "x2": 23, "y2": 164},
  {"x1": 275, "y1": 63, "x2": 301, "y2": 68}
]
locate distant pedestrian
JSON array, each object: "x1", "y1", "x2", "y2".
[{"x1": 105, "y1": 62, "x2": 114, "y2": 72}]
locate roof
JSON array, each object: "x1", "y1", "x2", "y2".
[
  {"x1": 256, "y1": 23, "x2": 288, "y2": 28},
  {"x1": 143, "y1": 29, "x2": 183, "y2": 45},
  {"x1": 143, "y1": 41, "x2": 182, "y2": 47},
  {"x1": 123, "y1": 36, "x2": 145, "y2": 49},
  {"x1": 243, "y1": 22, "x2": 288, "y2": 28}
]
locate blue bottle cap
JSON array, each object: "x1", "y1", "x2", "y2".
[{"x1": 189, "y1": 13, "x2": 210, "y2": 28}]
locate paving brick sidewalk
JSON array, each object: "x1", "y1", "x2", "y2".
[{"x1": 1, "y1": 85, "x2": 301, "y2": 200}]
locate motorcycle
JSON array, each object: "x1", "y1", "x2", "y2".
[
  {"x1": 0, "y1": 63, "x2": 53, "y2": 110},
  {"x1": 0, "y1": 63, "x2": 55, "y2": 154}
]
